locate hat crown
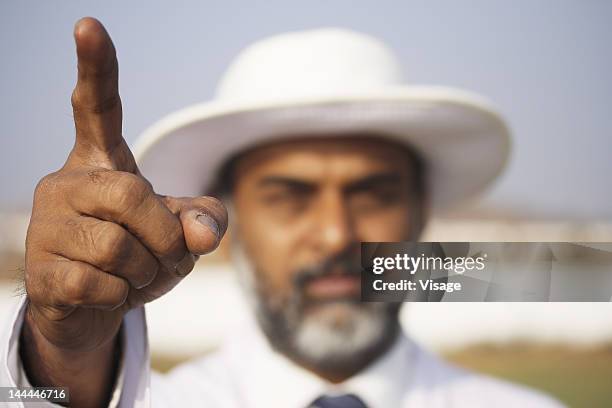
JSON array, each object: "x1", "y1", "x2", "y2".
[{"x1": 216, "y1": 28, "x2": 405, "y2": 103}]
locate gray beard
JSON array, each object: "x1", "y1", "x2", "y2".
[{"x1": 231, "y1": 242, "x2": 400, "y2": 375}]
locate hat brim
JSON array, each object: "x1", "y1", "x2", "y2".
[{"x1": 133, "y1": 85, "x2": 511, "y2": 211}]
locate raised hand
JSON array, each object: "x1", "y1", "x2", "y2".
[{"x1": 21, "y1": 17, "x2": 227, "y2": 406}]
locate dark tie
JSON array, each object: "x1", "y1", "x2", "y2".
[{"x1": 309, "y1": 394, "x2": 368, "y2": 408}]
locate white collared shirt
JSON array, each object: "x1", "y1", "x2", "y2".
[{"x1": 2, "y1": 296, "x2": 564, "y2": 408}]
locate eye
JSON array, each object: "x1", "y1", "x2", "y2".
[
  {"x1": 349, "y1": 185, "x2": 403, "y2": 211},
  {"x1": 260, "y1": 186, "x2": 312, "y2": 213}
]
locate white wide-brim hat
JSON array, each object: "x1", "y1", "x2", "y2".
[{"x1": 133, "y1": 28, "x2": 511, "y2": 211}]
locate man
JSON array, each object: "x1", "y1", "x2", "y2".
[{"x1": 1, "y1": 17, "x2": 563, "y2": 408}]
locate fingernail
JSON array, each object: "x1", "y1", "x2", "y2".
[
  {"x1": 196, "y1": 213, "x2": 220, "y2": 241},
  {"x1": 175, "y1": 253, "x2": 195, "y2": 277}
]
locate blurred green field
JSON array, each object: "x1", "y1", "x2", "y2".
[
  {"x1": 152, "y1": 343, "x2": 612, "y2": 408},
  {"x1": 446, "y1": 343, "x2": 612, "y2": 408}
]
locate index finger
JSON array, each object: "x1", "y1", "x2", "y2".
[{"x1": 70, "y1": 18, "x2": 126, "y2": 161}]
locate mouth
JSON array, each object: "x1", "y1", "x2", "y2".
[{"x1": 304, "y1": 273, "x2": 361, "y2": 300}]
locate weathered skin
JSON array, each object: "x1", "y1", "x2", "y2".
[{"x1": 21, "y1": 17, "x2": 227, "y2": 407}]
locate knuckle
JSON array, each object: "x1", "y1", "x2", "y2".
[
  {"x1": 91, "y1": 223, "x2": 131, "y2": 269},
  {"x1": 106, "y1": 173, "x2": 152, "y2": 215},
  {"x1": 105, "y1": 279, "x2": 129, "y2": 308},
  {"x1": 61, "y1": 266, "x2": 94, "y2": 305},
  {"x1": 32, "y1": 172, "x2": 79, "y2": 216},
  {"x1": 72, "y1": 86, "x2": 120, "y2": 115},
  {"x1": 204, "y1": 195, "x2": 225, "y2": 209},
  {"x1": 70, "y1": 88, "x2": 81, "y2": 111},
  {"x1": 25, "y1": 218, "x2": 44, "y2": 250},
  {"x1": 195, "y1": 196, "x2": 225, "y2": 212},
  {"x1": 139, "y1": 262, "x2": 159, "y2": 287},
  {"x1": 33, "y1": 173, "x2": 60, "y2": 201},
  {"x1": 129, "y1": 252, "x2": 159, "y2": 288}
]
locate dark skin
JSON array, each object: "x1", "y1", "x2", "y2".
[
  {"x1": 232, "y1": 138, "x2": 423, "y2": 299},
  {"x1": 231, "y1": 138, "x2": 425, "y2": 382},
  {"x1": 21, "y1": 18, "x2": 227, "y2": 408},
  {"x1": 21, "y1": 17, "x2": 426, "y2": 406}
]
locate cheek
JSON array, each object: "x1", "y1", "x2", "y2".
[{"x1": 235, "y1": 206, "x2": 302, "y2": 295}]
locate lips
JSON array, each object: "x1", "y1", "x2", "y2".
[{"x1": 304, "y1": 274, "x2": 361, "y2": 299}]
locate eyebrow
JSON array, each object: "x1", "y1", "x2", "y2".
[
  {"x1": 257, "y1": 171, "x2": 403, "y2": 192},
  {"x1": 258, "y1": 176, "x2": 316, "y2": 192},
  {"x1": 344, "y1": 172, "x2": 403, "y2": 194}
]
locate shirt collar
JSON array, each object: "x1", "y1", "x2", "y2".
[
  {"x1": 342, "y1": 334, "x2": 414, "y2": 408},
  {"x1": 228, "y1": 320, "x2": 415, "y2": 408}
]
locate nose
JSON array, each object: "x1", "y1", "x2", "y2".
[{"x1": 314, "y1": 188, "x2": 356, "y2": 256}]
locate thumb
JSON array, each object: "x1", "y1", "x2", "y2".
[{"x1": 164, "y1": 196, "x2": 229, "y2": 256}]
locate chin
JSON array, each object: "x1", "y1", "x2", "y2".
[
  {"x1": 291, "y1": 301, "x2": 399, "y2": 371},
  {"x1": 303, "y1": 298, "x2": 362, "y2": 323}
]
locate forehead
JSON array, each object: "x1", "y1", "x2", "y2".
[{"x1": 232, "y1": 135, "x2": 416, "y2": 183}]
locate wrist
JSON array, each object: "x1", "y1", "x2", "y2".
[{"x1": 20, "y1": 303, "x2": 122, "y2": 407}]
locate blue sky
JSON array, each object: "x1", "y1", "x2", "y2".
[{"x1": 1, "y1": 0, "x2": 610, "y2": 219}]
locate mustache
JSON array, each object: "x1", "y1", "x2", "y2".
[{"x1": 293, "y1": 252, "x2": 363, "y2": 290}]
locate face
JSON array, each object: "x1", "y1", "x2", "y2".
[{"x1": 229, "y1": 135, "x2": 426, "y2": 377}]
